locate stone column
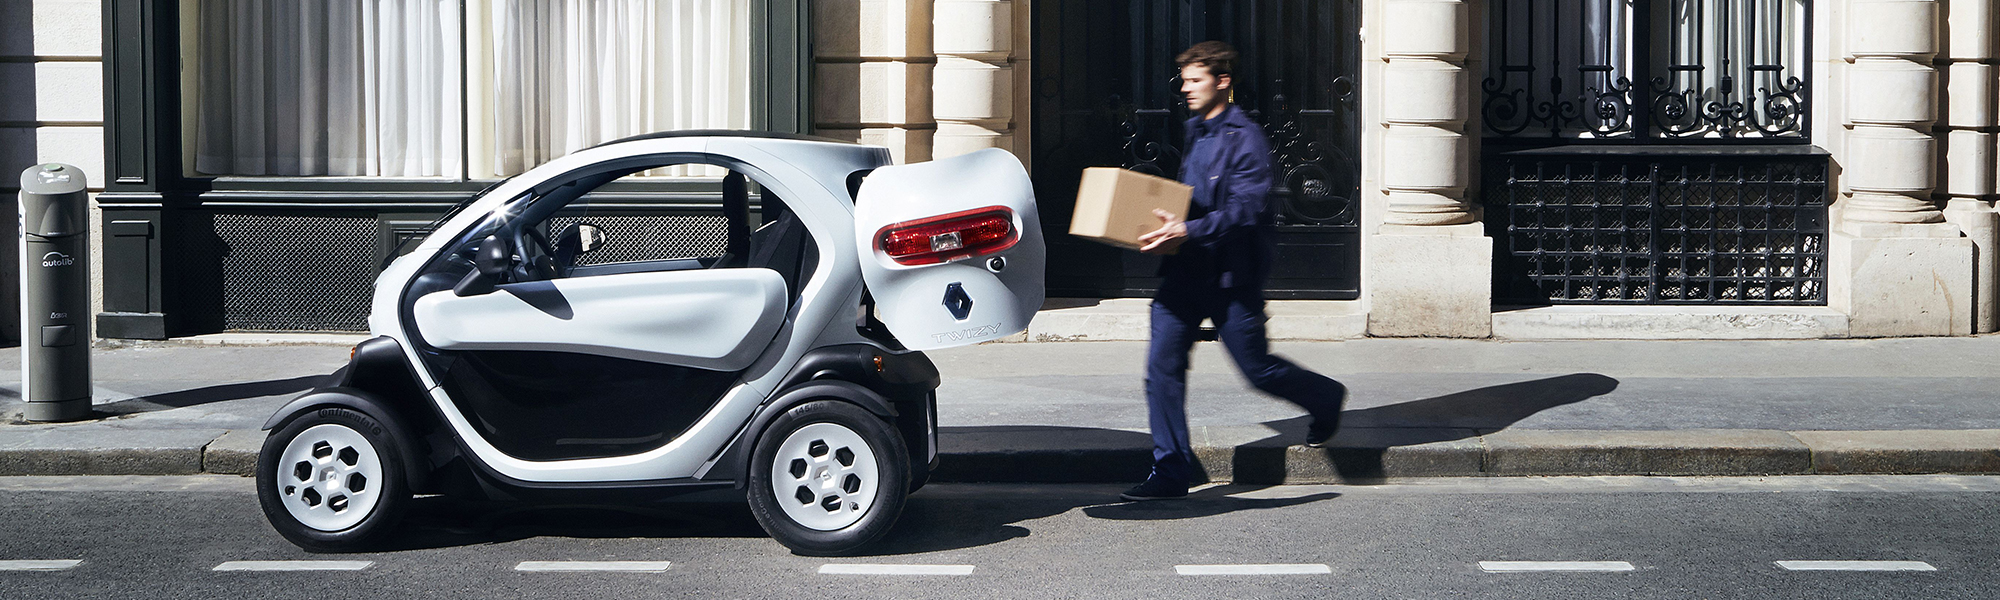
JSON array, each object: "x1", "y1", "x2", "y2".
[
  {"x1": 932, "y1": 0, "x2": 1018, "y2": 159},
  {"x1": 1940, "y1": 0, "x2": 1999, "y2": 332},
  {"x1": 1363, "y1": 0, "x2": 1492, "y2": 337},
  {"x1": 813, "y1": 0, "x2": 934, "y2": 164},
  {"x1": 1830, "y1": 0, "x2": 1974, "y2": 336}
]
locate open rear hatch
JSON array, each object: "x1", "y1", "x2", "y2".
[{"x1": 852, "y1": 148, "x2": 1046, "y2": 350}]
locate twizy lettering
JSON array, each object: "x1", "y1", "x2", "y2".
[{"x1": 932, "y1": 322, "x2": 1002, "y2": 344}]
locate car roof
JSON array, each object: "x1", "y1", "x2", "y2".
[{"x1": 592, "y1": 129, "x2": 856, "y2": 150}]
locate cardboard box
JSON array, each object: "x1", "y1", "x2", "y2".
[{"x1": 1067, "y1": 167, "x2": 1192, "y2": 250}]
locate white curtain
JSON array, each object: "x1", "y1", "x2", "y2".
[
  {"x1": 193, "y1": 0, "x2": 462, "y2": 177},
  {"x1": 488, "y1": 0, "x2": 753, "y2": 177},
  {"x1": 1579, "y1": 0, "x2": 1633, "y2": 134},
  {"x1": 1666, "y1": 0, "x2": 1808, "y2": 137}
]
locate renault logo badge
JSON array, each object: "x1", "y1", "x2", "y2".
[{"x1": 942, "y1": 282, "x2": 973, "y2": 321}]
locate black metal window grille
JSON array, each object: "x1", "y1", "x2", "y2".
[
  {"x1": 188, "y1": 214, "x2": 382, "y2": 332},
  {"x1": 1488, "y1": 154, "x2": 1828, "y2": 304},
  {"x1": 1483, "y1": 0, "x2": 1811, "y2": 142}
]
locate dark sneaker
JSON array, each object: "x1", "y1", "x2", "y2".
[
  {"x1": 1119, "y1": 477, "x2": 1189, "y2": 501},
  {"x1": 1305, "y1": 383, "x2": 1348, "y2": 448},
  {"x1": 1305, "y1": 415, "x2": 1340, "y2": 448}
]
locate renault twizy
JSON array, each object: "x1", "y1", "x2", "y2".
[{"x1": 255, "y1": 132, "x2": 1044, "y2": 555}]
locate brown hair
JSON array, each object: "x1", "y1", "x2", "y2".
[{"x1": 1176, "y1": 41, "x2": 1237, "y2": 77}]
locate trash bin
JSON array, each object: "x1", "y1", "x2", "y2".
[{"x1": 19, "y1": 164, "x2": 91, "y2": 422}]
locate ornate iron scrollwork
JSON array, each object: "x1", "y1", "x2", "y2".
[
  {"x1": 1264, "y1": 89, "x2": 1355, "y2": 226},
  {"x1": 1485, "y1": 0, "x2": 1808, "y2": 142},
  {"x1": 1650, "y1": 62, "x2": 1806, "y2": 139},
  {"x1": 1114, "y1": 96, "x2": 1181, "y2": 178}
]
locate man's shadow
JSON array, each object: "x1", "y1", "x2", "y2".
[{"x1": 1235, "y1": 373, "x2": 1620, "y2": 483}]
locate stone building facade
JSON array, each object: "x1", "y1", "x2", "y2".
[
  {"x1": 0, "y1": 0, "x2": 1995, "y2": 341},
  {"x1": 815, "y1": 0, "x2": 2000, "y2": 340}
]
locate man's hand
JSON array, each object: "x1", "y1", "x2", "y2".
[{"x1": 1138, "y1": 208, "x2": 1188, "y2": 255}]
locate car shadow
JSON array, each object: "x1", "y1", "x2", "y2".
[
  {"x1": 367, "y1": 373, "x2": 1616, "y2": 555},
  {"x1": 91, "y1": 374, "x2": 330, "y2": 417},
  {"x1": 384, "y1": 495, "x2": 769, "y2": 552},
  {"x1": 379, "y1": 482, "x2": 1337, "y2": 557}
]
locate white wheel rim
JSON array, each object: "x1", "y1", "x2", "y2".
[
  {"x1": 769, "y1": 422, "x2": 880, "y2": 531},
  {"x1": 275, "y1": 424, "x2": 385, "y2": 532}
]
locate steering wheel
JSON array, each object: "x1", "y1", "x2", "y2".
[{"x1": 511, "y1": 222, "x2": 560, "y2": 281}]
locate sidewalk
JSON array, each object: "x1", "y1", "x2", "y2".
[{"x1": 2, "y1": 334, "x2": 1998, "y2": 483}]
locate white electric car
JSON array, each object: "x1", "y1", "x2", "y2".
[{"x1": 255, "y1": 131, "x2": 1044, "y2": 555}]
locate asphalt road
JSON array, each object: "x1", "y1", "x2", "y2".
[{"x1": 0, "y1": 475, "x2": 1995, "y2": 599}]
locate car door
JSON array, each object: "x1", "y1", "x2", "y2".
[
  {"x1": 405, "y1": 164, "x2": 796, "y2": 462},
  {"x1": 853, "y1": 148, "x2": 1045, "y2": 350}
]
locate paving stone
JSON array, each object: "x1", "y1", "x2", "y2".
[
  {"x1": 1199, "y1": 427, "x2": 1485, "y2": 484},
  {"x1": 0, "y1": 427, "x2": 224, "y2": 475},
  {"x1": 1482, "y1": 429, "x2": 1812, "y2": 476},
  {"x1": 202, "y1": 429, "x2": 265, "y2": 476},
  {"x1": 934, "y1": 426, "x2": 1152, "y2": 483},
  {"x1": 1792, "y1": 430, "x2": 2000, "y2": 474}
]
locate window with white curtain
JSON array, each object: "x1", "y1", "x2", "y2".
[
  {"x1": 189, "y1": 0, "x2": 462, "y2": 176},
  {"x1": 185, "y1": 0, "x2": 755, "y2": 179},
  {"x1": 477, "y1": 0, "x2": 753, "y2": 178}
]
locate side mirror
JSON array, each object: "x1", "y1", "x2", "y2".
[
  {"x1": 475, "y1": 235, "x2": 512, "y2": 278},
  {"x1": 454, "y1": 235, "x2": 512, "y2": 296}
]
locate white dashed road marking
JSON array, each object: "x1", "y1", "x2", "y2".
[
  {"x1": 1176, "y1": 564, "x2": 1332, "y2": 575},
  {"x1": 0, "y1": 560, "x2": 82, "y2": 571},
  {"x1": 515, "y1": 561, "x2": 673, "y2": 572},
  {"x1": 213, "y1": 561, "x2": 372, "y2": 572},
  {"x1": 1776, "y1": 561, "x2": 1936, "y2": 572},
  {"x1": 1480, "y1": 561, "x2": 1636, "y2": 572},
  {"x1": 818, "y1": 564, "x2": 976, "y2": 575}
]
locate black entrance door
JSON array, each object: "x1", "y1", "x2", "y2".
[{"x1": 1030, "y1": 0, "x2": 1360, "y2": 299}]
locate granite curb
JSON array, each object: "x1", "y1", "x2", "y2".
[{"x1": 4, "y1": 427, "x2": 2000, "y2": 481}]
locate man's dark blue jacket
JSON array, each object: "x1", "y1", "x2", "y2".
[{"x1": 1163, "y1": 103, "x2": 1274, "y2": 290}]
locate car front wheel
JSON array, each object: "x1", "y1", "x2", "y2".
[
  {"x1": 256, "y1": 407, "x2": 413, "y2": 552},
  {"x1": 747, "y1": 401, "x2": 910, "y2": 555}
]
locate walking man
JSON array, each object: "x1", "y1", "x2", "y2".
[{"x1": 1121, "y1": 41, "x2": 1348, "y2": 501}]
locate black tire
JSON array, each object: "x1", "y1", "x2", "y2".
[
  {"x1": 257, "y1": 406, "x2": 413, "y2": 552},
  {"x1": 746, "y1": 401, "x2": 910, "y2": 555}
]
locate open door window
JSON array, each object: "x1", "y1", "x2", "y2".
[{"x1": 853, "y1": 148, "x2": 1045, "y2": 350}]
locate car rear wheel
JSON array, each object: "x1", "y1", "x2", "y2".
[
  {"x1": 747, "y1": 401, "x2": 909, "y2": 555},
  {"x1": 257, "y1": 407, "x2": 412, "y2": 552}
]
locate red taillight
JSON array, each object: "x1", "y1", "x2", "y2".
[{"x1": 875, "y1": 206, "x2": 1019, "y2": 266}]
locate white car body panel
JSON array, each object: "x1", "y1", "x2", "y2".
[
  {"x1": 410, "y1": 269, "x2": 789, "y2": 372},
  {"x1": 358, "y1": 134, "x2": 1039, "y2": 483}
]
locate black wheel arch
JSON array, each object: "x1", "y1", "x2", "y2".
[
  {"x1": 701, "y1": 344, "x2": 939, "y2": 487},
  {"x1": 263, "y1": 336, "x2": 438, "y2": 493}
]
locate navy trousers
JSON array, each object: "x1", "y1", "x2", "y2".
[{"x1": 1144, "y1": 283, "x2": 1346, "y2": 485}]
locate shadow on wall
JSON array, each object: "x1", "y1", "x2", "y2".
[{"x1": 0, "y1": 1, "x2": 36, "y2": 347}]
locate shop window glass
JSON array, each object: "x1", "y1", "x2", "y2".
[
  {"x1": 183, "y1": 0, "x2": 754, "y2": 179},
  {"x1": 187, "y1": 0, "x2": 463, "y2": 176}
]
